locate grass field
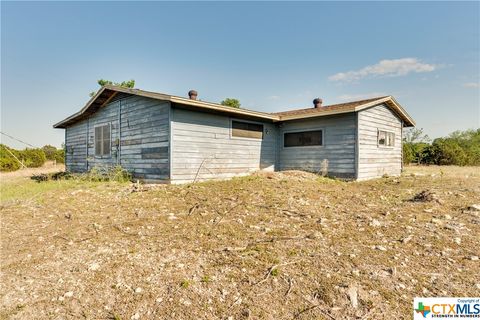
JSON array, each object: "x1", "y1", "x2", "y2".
[{"x1": 1, "y1": 166, "x2": 479, "y2": 319}]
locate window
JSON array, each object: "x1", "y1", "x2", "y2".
[
  {"x1": 95, "y1": 124, "x2": 111, "y2": 156},
  {"x1": 284, "y1": 130, "x2": 323, "y2": 147},
  {"x1": 232, "y1": 120, "x2": 264, "y2": 139},
  {"x1": 378, "y1": 130, "x2": 395, "y2": 147}
]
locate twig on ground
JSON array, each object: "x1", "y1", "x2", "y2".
[{"x1": 254, "y1": 260, "x2": 302, "y2": 287}]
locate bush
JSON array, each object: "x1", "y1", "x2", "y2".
[
  {"x1": 0, "y1": 144, "x2": 21, "y2": 172},
  {"x1": 54, "y1": 149, "x2": 65, "y2": 164},
  {"x1": 403, "y1": 129, "x2": 480, "y2": 166},
  {"x1": 81, "y1": 166, "x2": 132, "y2": 183},
  {"x1": 18, "y1": 149, "x2": 46, "y2": 168}
]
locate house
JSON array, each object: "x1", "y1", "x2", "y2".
[{"x1": 53, "y1": 85, "x2": 415, "y2": 183}]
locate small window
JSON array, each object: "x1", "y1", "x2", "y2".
[
  {"x1": 95, "y1": 124, "x2": 111, "y2": 156},
  {"x1": 284, "y1": 130, "x2": 323, "y2": 147},
  {"x1": 378, "y1": 130, "x2": 395, "y2": 147},
  {"x1": 232, "y1": 120, "x2": 264, "y2": 139}
]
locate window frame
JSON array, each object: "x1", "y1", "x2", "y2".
[
  {"x1": 230, "y1": 118, "x2": 265, "y2": 141},
  {"x1": 282, "y1": 127, "x2": 325, "y2": 149},
  {"x1": 377, "y1": 129, "x2": 395, "y2": 148},
  {"x1": 94, "y1": 123, "x2": 112, "y2": 158}
]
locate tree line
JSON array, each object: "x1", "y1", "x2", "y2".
[
  {"x1": 403, "y1": 128, "x2": 480, "y2": 166},
  {"x1": 0, "y1": 144, "x2": 65, "y2": 172}
]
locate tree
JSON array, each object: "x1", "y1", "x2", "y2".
[
  {"x1": 42, "y1": 145, "x2": 57, "y2": 160},
  {"x1": 221, "y1": 98, "x2": 241, "y2": 108},
  {"x1": 403, "y1": 128, "x2": 431, "y2": 165},
  {"x1": 90, "y1": 79, "x2": 135, "y2": 97}
]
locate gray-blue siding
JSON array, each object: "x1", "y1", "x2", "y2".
[
  {"x1": 170, "y1": 108, "x2": 276, "y2": 183},
  {"x1": 64, "y1": 100, "x2": 404, "y2": 182},
  {"x1": 276, "y1": 113, "x2": 357, "y2": 178},
  {"x1": 65, "y1": 95, "x2": 170, "y2": 180}
]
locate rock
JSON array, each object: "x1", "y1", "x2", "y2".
[
  {"x1": 88, "y1": 262, "x2": 100, "y2": 271},
  {"x1": 370, "y1": 219, "x2": 381, "y2": 227},
  {"x1": 470, "y1": 256, "x2": 479, "y2": 261},
  {"x1": 135, "y1": 287, "x2": 142, "y2": 294},
  {"x1": 347, "y1": 285, "x2": 358, "y2": 308},
  {"x1": 401, "y1": 235, "x2": 413, "y2": 244},
  {"x1": 431, "y1": 218, "x2": 442, "y2": 225},
  {"x1": 375, "y1": 245, "x2": 387, "y2": 251},
  {"x1": 454, "y1": 237, "x2": 461, "y2": 245},
  {"x1": 64, "y1": 291, "x2": 73, "y2": 298},
  {"x1": 423, "y1": 208, "x2": 433, "y2": 213},
  {"x1": 131, "y1": 313, "x2": 140, "y2": 320},
  {"x1": 443, "y1": 214, "x2": 452, "y2": 220},
  {"x1": 468, "y1": 204, "x2": 480, "y2": 211}
]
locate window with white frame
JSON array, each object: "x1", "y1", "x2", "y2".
[
  {"x1": 95, "y1": 124, "x2": 111, "y2": 156},
  {"x1": 378, "y1": 130, "x2": 395, "y2": 147}
]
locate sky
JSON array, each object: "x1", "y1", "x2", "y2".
[{"x1": 1, "y1": 1, "x2": 479, "y2": 149}]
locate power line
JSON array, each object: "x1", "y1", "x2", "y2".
[{"x1": 0, "y1": 131, "x2": 39, "y2": 149}]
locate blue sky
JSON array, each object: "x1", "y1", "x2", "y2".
[{"x1": 1, "y1": 1, "x2": 479, "y2": 148}]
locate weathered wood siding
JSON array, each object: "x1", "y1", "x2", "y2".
[
  {"x1": 65, "y1": 95, "x2": 170, "y2": 181},
  {"x1": 277, "y1": 113, "x2": 356, "y2": 178},
  {"x1": 357, "y1": 104, "x2": 402, "y2": 180},
  {"x1": 170, "y1": 108, "x2": 276, "y2": 183},
  {"x1": 65, "y1": 120, "x2": 88, "y2": 172},
  {"x1": 118, "y1": 96, "x2": 170, "y2": 181}
]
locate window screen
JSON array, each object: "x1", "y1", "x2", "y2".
[
  {"x1": 378, "y1": 130, "x2": 394, "y2": 147},
  {"x1": 284, "y1": 130, "x2": 323, "y2": 147},
  {"x1": 232, "y1": 121, "x2": 264, "y2": 139},
  {"x1": 95, "y1": 124, "x2": 111, "y2": 156}
]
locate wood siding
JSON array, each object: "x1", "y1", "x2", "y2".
[
  {"x1": 170, "y1": 108, "x2": 276, "y2": 183},
  {"x1": 65, "y1": 120, "x2": 88, "y2": 172},
  {"x1": 65, "y1": 95, "x2": 170, "y2": 181},
  {"x1": 277, "y1": 113, "x2": 356, "y2": 178},
  {"x1": 357, "y1": 104, "x2": 402, "y2": 180}
]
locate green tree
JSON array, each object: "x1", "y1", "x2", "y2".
[
  {"x1": 90, "y1": 79, "x2": 135, "y2": 97},
  {"x1": 403, "y1": 128, "x2": 430, "y2": 164},
  {"x1": 42, "y1": 145, "x2": 57, "y2": 160},
  {"x1": 221, "y1": 98, "x2": 241, "y2": 108}
]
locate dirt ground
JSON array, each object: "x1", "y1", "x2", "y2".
[{"x1": 1, "y1": 166, "x2": 479, "y2": 319}]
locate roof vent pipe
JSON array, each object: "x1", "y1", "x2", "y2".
[
  {"x1": 188, "y1": 90, "x2": 198, "y2": 100},
  {"x1": 313, "y1": 98, "x2": 323, "y2": 108}
]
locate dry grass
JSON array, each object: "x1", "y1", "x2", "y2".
[{"x1": 1, "y1": 166, "x2": 479, "y2": 319}]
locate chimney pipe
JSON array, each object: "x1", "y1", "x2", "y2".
[
  {"x1": 188, "y1": 90, "x2": 198, "y2": 100},
  {"x1": 313, "y1": 98, "x2": 323, "y2": 108}
]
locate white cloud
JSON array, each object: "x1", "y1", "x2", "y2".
[
  {"x1": 329, "y1": 58, "x2": 437, "y2": 82},
  {"x1": 463, "y1": 82, "x2": 480, "y2": 88},
  {"x1": 337, "y1": 92, "x2": 388, "y2": 102}
]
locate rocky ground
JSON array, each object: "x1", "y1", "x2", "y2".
[{"x1": 1, "y1": 165, "x2": 479, "y2": 319}]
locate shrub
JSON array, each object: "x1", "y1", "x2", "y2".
[
  {"x1": 54, "y1": 149, "x2": 65, "y2": 164},
  {"x1": 0, "y1": 144, "x2": 21, "y2": 172},
  {"x1": 81, "y1": 166, "x2": 132, "y2": 183},
  {"x1": 18, "y1": 148, "x2": 46, "y2": 168}
]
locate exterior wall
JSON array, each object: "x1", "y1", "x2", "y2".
[
  {"x1": 357, "y1": 104, "x2": 402, "y2": 180},
  {"x1": 65, "y1": 120, "x2": 88, "y2": 172},
  {"x1": 170, "y1": 108, "x2": 276, "y2": 183},
  {"x1": 276, "y1": 113, "x2": 357, "y2": 178},
  {"x1": 65, "y1": 95, "x2": 170, "y2": 181}
]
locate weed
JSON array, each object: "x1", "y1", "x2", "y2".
[
  {"x1": 180, "y1": 280, "x2": 190, "y2": 288},
  {"x1": 270, "y1": 268, "x2": 279, "y2": 277},
  {"x1": 201, "y1": 276, "x2": 210, "y2": 283}
]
